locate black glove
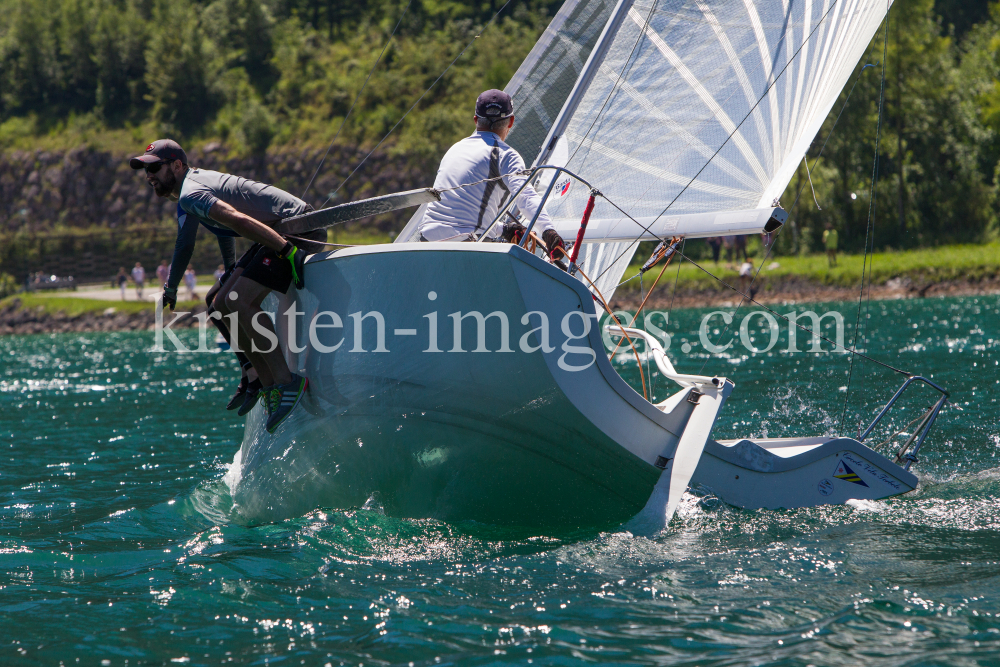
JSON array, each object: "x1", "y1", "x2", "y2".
[
  {"x1": 501, "y1": 220, "x2": 526, "y2": 244},
  {"x1": 542, "y1": 229, "x2": 568, "y2": 271},
  {"x1": 162, "y1": 285, "x2": 178, "y2": 310}
]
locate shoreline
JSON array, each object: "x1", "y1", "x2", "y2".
[
  {"x1": 0, "y1": 298, "x2": 205, "y2": 336},
  {"x1": 3, "y1": 275, "x2": 999, "y2": 335},
  {"x1": 609, "y1": 275, "x2": 1000, "y2": 311}
]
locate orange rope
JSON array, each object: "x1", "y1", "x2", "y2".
[
  {"x1": 610, "y1": 237, "x2": 680, "y2": 357},
  {"x1": 575, "y1": 265, "x2": 649, "y2": 401}
]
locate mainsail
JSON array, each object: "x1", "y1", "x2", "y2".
[{"x1": 513, "y1": 0, "x2": 890, "y2": 298}]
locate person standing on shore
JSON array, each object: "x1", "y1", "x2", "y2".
[
  {"x1": 115, "y1": 267, "x2": 129, "y2": 301},
  {"x1": 184, "y1": 265, "x2": 198, "y2": 301},
  {"x1": 738, "y1": 257, "x2": 757, "y2": 300},
  {"x1": 722, "y1": 236, "x2": 735, "y2": 266},
  {"x1": 156, "y1": 260, "x2": 170, "y2": 286},
  {"x1": 707, "y1": 237, "x2": 722, "y2": 265},
  {"x1": 131, "y1": 262, "x2": 146, "y2": 299},
  {"x1": 823, "y1": 222, "x2": 839, "y2": 267},
  {"x1": 734, "y1": 235, "x2": 748, "y2": 263},
  {"x1": 129, "y1": 139, "x2": 323, "y2": 433}
]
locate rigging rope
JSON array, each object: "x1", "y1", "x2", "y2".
[
  {"x1": 563, "y1": 0, "x2": 659, "y2": 170},
  {"x1": 301, "y1": 0, "x2": 413, "y2": 201},
  {"x1": 842, "y1": 3, "x2": 891, "y2": 434},
  {"x1": 319, "y1": 0, "x2": 513, "y2": 210},
  {"x1": 596, "y1": 193, "x2": 913, "y2": 379},
  {"x1": 575, "y1": 265, "x2": 649, "y2": 400},
  {"x1": 804, "y1": 156, "x2": 822, "y2": 210},
  {"x1": 872, "y1": 409, "x2": 931, "y2": 454},
  {"x1": 609, "y1": 237, "x2": 680, "y2": 357},
  {"x1": 695, "y1": 59, "x2": 879, "y2": 374}
]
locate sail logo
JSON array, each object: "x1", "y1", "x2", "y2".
[
  {"x1": 833, "y1": 459, "x2": 869, "y2": 487},
  {"x1": 555, "y1": 178, "x2": 571, "y2": 197}
]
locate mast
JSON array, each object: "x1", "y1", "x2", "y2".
[{"x1": 531, "y1": 0, "x2": 637, "y2": 168}]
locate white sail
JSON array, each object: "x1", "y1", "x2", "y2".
[
  {"x1": 504, "y1": 0, "x2": 619, "y2": 166},
  {"x1": 533, "y1": 0, "x2": 889, "y2": 296}
]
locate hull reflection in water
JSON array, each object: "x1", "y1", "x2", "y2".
[{"x1": 225, "y1": 243, "x2": 729, "y2": 529}]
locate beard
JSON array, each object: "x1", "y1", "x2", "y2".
[{"x1": 150, "y1": 169, "x2": 176, "y2": 197}]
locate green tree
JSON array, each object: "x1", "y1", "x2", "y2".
[
  {"x1": 59, "y1": 0, "x2": 99, "y2": 113},
  {"x1": 93, "y1": 0, "x2": 149, "y2": 124},
  {"x1": 1, "y1": 0, "x2": 61, "y2": 113},
  {"x1": 783, "y1": 0, "x2": 995, "y2": 253},
  {"x1": 144, "y1": 0, "x2": 217, "y2": 135}
]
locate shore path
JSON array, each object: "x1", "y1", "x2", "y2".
[{"x1": 38, "y1": 278, "x2": 216, "y2": 302}]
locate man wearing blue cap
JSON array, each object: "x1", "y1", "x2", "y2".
[
  {"x1": 129, "y1": 139, "x2": 322, "y2": 433},
  {"x1": 418, "y1": 89, "x2": 567, "y2": 264}
]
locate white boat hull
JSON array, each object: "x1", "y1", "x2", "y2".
[
  {"x1": 228, "y1": 243, "x2": 731, "y2": 528},
  {"x1": 690, "y1": 436, "x2": 919, "y2": 509}
]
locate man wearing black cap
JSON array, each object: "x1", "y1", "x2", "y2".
[
  {"x1": 129, "y1": 139, "x2": 322, "y2": 433},
  {"x1": 418, "y1": 89, "x2": 567, "y2": 263}
]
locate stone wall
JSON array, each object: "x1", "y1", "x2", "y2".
[{"x1": 0, "y1": 143, "x2": 433, "y2": 281}]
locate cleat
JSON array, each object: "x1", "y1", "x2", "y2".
[
  {"x1": 265, "y1": 374, "x2": 308, "y2": 433},
  {"x1": 226, "y1": 377, "x2": 249, "y2": 411},
  {"x1": 237, "y1": 379, "x2": 263, "y2": 417}
]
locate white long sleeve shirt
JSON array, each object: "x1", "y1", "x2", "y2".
[{"x1": 418, "y1": 131, "x2": 553, "y2": 241}]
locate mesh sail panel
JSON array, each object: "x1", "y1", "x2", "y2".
[
  {"x1": 547, "y1": 0, "x2": 889, "y2": 241},
  {"x1": 504, "y1": 0, "x2": 618, "y2": 166}
]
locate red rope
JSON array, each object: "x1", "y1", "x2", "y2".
[{"x1": 569, "y1": 193, "x2": 597, "y2": 266}]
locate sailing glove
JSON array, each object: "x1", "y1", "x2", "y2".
[
  {"x1": 501, "y1": 220, "x2": 526, "y2": 244},
  {"x1": 277, "y1": 241, "x2": 306, "y2": 290},
  {"x1": 542, "y1": 230, "x2": 569, "y2": 271},
  {"x1": 161, "y1": 285, "x2": 178, "y2": 310}
]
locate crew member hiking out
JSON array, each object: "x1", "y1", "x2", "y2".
[
  {"x1": 130, "y1": 139, "x2": 323, "y2": 433},
  {"x1": 418, "y1": 89, "x2": 568, "y2": 265}
]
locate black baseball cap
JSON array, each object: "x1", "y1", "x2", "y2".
[
  {"x1": 475, "y1": 89, "x2": 513, "y2": 120},
  {"x1": 129, "y1": 139, "x2": 188, "y2": 169}
]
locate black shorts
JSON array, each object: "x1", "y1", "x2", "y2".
[{"x1": 235, "y1": 229, "x2": 326, "y2": 294}]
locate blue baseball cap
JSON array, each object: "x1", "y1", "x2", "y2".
[{"x1": 475, "y1": 89, "x2": 513, "y2": 120}]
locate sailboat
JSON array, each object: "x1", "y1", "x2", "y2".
[{"x1": 224, "y1": 0, "x2": 947, "y2": 528}]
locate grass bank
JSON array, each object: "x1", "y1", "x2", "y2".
[
  {"x1": 0, "y1": 294, "x2": 201, "y2": 317},
  {"x1": 618, "y1": 242, "x2": 1000, "y2": 293}
]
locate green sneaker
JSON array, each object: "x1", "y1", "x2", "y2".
[
  {"x1": 265, "y1": 374, "x2": 308, "y2": 434},
  {"x1": 260, "y1": 385, "x2": 278, "y2": 417}
]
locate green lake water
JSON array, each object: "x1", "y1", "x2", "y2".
[{"x1": 2, "y1": 294, "x2": 999, "y2": 665}]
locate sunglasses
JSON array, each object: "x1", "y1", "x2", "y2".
[{"x1": 144, "y1": 159, "x2": 173, "y2": 174}]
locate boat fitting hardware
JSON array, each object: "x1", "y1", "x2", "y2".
[{"x1": 858, "y1": 375, "x2": 949, "y2": 472}]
